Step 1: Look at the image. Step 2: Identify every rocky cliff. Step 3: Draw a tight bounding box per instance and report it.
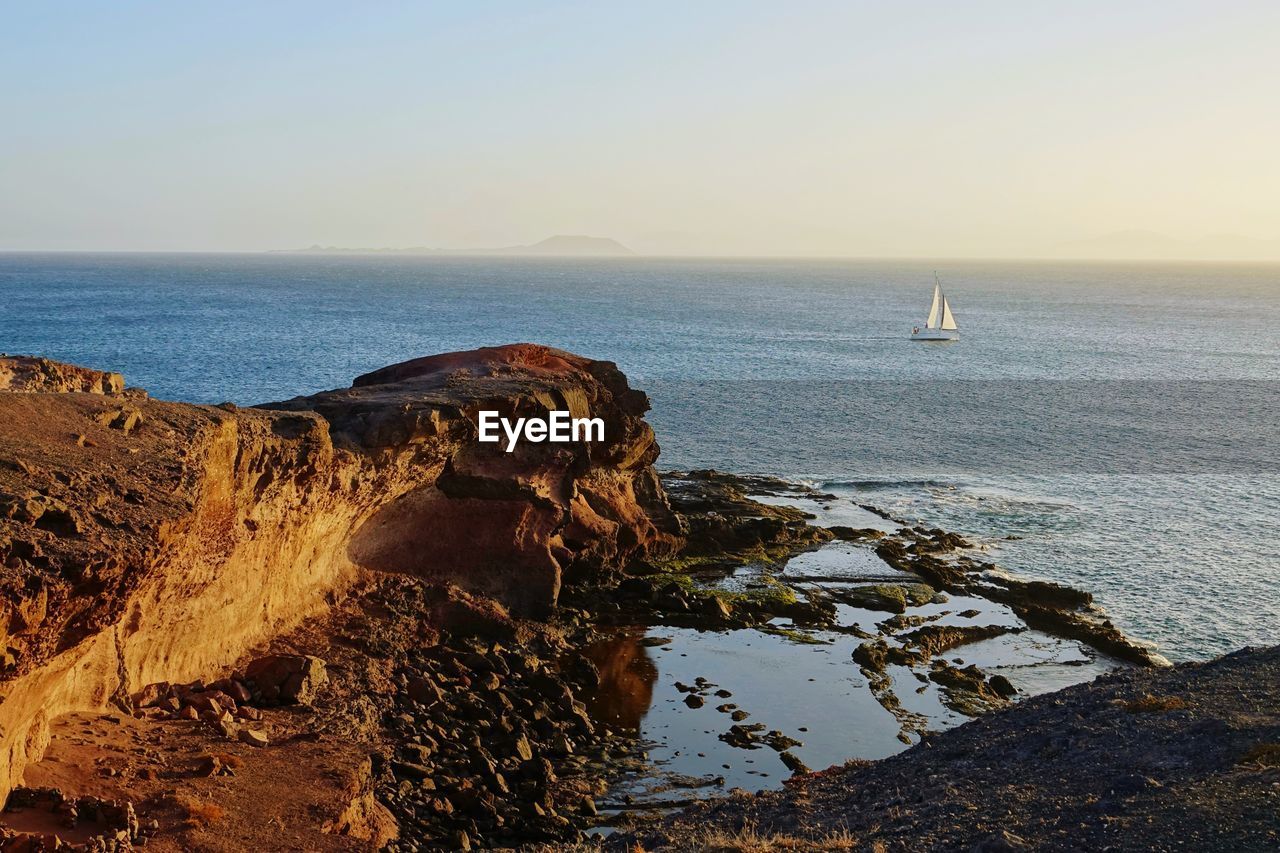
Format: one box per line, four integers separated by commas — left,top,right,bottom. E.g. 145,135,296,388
0,345,682,800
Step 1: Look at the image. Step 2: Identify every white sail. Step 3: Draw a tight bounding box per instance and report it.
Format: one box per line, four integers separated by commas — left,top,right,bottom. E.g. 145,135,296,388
912,274,959,340
925,282,941,329
940,294,957,330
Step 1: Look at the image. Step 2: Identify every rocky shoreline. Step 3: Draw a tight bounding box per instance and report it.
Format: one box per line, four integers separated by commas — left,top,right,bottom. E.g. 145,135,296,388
623,645,1280,852
0,346,1248,851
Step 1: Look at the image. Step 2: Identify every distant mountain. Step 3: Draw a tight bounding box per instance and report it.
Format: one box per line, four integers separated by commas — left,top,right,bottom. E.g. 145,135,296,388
1049,230,1280,261
472,235,633,256
273,235,634,257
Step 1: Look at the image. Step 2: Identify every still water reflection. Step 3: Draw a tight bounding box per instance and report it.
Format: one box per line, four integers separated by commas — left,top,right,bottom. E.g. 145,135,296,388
579,631,659,732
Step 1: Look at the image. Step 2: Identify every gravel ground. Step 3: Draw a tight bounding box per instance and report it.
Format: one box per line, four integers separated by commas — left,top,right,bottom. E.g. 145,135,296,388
624,645,1280,852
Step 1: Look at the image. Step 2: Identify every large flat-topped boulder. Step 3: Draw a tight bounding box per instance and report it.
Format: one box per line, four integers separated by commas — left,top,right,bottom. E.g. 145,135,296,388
265,344,683,605
352,342,595,387
274,344,653,460
0,355,124,395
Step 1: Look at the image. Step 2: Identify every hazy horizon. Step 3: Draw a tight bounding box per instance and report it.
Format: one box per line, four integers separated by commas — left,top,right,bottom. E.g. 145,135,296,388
9,245,1280,266
3,2,1279,260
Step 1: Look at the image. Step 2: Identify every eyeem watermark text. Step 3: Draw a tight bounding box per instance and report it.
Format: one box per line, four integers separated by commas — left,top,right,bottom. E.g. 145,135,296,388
477,410,604,452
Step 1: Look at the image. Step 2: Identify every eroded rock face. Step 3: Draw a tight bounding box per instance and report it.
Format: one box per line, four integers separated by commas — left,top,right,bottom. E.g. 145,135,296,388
267,343,684,614
0,355,124,395
0,344,683,798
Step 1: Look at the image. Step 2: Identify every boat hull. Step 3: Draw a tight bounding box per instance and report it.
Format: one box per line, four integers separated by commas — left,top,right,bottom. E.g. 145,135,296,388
910,329,959,342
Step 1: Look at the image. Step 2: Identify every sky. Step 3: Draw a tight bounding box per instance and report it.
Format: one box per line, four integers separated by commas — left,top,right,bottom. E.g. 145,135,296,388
2,1,1279,258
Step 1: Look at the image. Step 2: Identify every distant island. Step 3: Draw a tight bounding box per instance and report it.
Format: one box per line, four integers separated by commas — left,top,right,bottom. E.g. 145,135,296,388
1048,229,1280,262
274,235,634,257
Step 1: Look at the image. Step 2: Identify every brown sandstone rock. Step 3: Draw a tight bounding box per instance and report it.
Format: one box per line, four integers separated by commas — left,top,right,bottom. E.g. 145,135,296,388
406,675,444,707
238,728,269,748
132,682,170,709
0,356,124,395
244,654,328,705
0,344,684,800
226,679,252,703
276,343,684,614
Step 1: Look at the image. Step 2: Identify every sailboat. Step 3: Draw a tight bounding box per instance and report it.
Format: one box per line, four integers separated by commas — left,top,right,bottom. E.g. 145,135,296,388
910,273,959,341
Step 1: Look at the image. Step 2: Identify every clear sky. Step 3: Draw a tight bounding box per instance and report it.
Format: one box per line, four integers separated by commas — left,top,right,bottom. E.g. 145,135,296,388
2,1,1278,257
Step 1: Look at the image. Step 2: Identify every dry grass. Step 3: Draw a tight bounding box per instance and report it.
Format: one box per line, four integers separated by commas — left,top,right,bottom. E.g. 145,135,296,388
688,822,858,851
1240,743,1280,767
173,794,226,829
544,827,860,853
1122,693,1187,713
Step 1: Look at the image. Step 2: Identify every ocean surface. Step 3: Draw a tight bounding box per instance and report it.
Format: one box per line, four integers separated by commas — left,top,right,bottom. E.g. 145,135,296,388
2,253,1277,662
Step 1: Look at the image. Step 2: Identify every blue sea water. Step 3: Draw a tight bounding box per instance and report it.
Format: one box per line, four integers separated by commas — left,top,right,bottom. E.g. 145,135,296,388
1,253,1277,661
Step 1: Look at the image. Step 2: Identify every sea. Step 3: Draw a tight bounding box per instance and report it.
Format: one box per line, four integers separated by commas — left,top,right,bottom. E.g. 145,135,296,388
2,253,1277,663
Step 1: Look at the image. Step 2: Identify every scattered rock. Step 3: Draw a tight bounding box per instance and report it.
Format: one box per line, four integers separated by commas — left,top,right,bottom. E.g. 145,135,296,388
835,583,936,614
392,761,432,780
988,674,1017,697
244,654,328,704
971,830,1032,852
779,751,810,774
238,728,269,748
133,681,170,709
701,595,733,621
406,674,444,707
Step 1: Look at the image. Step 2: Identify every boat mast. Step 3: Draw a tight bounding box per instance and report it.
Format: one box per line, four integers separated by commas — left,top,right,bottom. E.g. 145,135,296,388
926,272,941,329
936,272,957,331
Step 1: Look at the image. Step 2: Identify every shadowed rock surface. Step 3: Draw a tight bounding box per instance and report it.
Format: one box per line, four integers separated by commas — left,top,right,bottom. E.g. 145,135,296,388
625,645,1280,852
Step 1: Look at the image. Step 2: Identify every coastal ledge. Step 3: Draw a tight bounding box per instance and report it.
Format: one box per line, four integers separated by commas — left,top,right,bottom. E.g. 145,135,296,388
0,344,682,805
626,644,1280,852
0,346,1232,849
